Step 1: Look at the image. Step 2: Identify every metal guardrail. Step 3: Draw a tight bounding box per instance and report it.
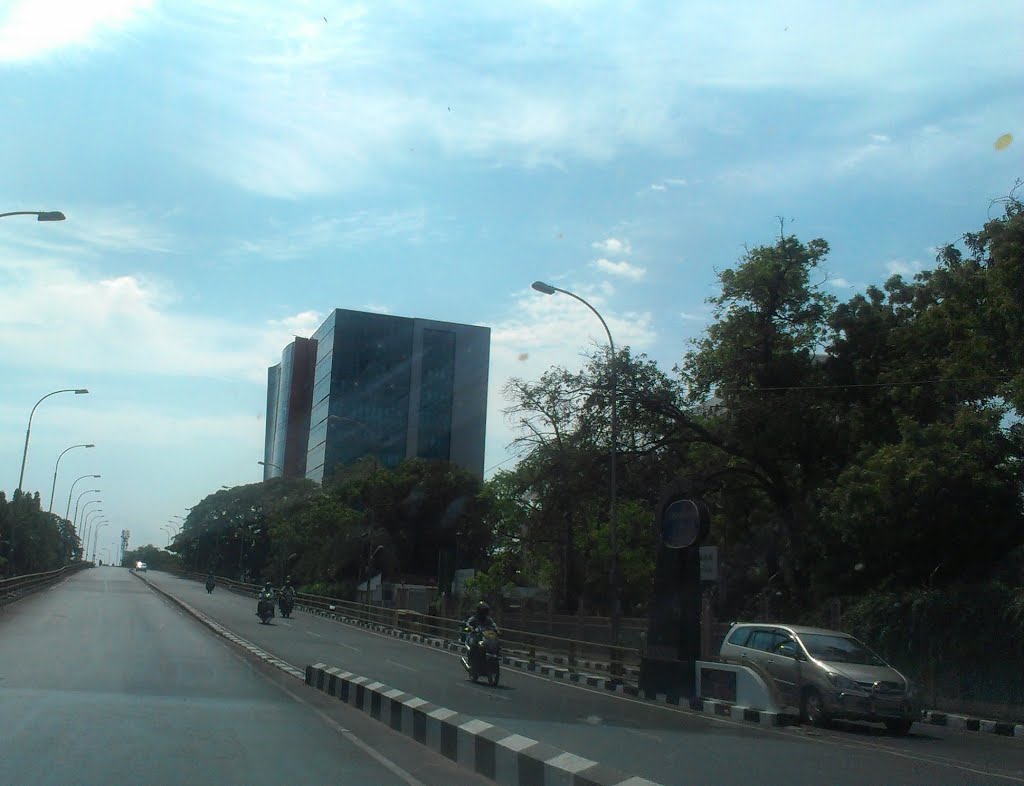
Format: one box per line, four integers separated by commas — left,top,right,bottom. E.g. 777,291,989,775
0,563,90,607
179,570,641,679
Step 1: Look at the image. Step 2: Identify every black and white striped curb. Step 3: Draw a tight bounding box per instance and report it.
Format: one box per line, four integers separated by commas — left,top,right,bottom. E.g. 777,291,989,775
133,572,305,680
269,603,790,728
306,663,662,786
921,710,1024,738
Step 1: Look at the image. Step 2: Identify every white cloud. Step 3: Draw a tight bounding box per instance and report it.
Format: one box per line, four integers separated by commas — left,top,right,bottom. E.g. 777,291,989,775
153,4,1023,197
229,209,431,261
0,0,151,62
484,283,656,466
592,237,632,255
886,259,924,277
361,303,392,314
0,252,321,383
650,183,667,191
680,311,706,321
4,205,175,257
828,277,851,288
592,258,647,280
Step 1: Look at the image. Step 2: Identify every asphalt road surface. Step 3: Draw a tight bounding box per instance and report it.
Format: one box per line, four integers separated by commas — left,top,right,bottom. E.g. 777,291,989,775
140,570,1024,786
0,567,492,786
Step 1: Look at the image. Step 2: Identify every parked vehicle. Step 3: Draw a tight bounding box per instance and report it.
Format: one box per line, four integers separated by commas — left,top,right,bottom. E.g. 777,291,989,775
720,623,921,735
461,624,501,686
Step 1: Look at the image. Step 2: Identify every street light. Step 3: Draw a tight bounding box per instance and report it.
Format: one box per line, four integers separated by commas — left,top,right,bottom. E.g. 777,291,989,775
73,488,101,534
48,443,95,514
258,460,284,473
531,280,621,651
65,474,100,523
15,388,89,497
0,210,66,221
91,522,109,562
82,508,103,555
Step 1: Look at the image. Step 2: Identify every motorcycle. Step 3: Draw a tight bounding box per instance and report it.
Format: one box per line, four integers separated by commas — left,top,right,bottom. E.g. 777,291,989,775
205,577,216,594
461,625,501,686
278,593,295,619
257,594,275,624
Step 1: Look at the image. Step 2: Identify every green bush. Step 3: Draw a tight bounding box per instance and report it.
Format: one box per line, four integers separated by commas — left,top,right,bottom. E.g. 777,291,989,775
840,583,1024,708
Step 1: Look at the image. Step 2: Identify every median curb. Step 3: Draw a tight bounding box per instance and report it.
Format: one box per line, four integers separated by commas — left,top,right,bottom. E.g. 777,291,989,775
922,710,1024,739
297,605,794,727
132,571,305,680
173,576,1024,740
305,662,663,786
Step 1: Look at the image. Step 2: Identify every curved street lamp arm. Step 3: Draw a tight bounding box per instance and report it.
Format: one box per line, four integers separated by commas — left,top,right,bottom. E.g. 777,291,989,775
17,388,89,495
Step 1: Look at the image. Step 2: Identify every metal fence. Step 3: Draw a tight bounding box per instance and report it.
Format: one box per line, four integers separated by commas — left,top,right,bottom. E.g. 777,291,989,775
0,563,90,608
182,570,642,677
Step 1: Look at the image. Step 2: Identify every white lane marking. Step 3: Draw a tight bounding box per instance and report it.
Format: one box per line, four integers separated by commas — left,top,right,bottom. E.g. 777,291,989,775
147,572,1024,783
255,661,427,786
305,631,323,638
386,659,418,672
338,641,360,652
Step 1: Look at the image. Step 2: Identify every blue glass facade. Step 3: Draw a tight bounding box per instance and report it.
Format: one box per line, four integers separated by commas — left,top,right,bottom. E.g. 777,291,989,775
267,308,489,484
416,328,456,461
263,337,317,479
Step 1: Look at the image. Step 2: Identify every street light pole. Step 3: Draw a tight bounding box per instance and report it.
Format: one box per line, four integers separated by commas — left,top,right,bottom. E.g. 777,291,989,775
91,522,108,563
0,210,66,221
531,281,621,652
73,489,101,534
65,474,100,523
16,388,89,497
82,507,103,557
48,443,95,514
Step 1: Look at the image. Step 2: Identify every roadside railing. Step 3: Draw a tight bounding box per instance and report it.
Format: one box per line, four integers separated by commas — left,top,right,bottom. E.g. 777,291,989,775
177,570,642,679
0,563,90,608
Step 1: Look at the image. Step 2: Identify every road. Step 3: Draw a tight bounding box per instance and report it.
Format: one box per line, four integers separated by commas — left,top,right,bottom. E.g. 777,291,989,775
142,570,1024,786
0,566,492,786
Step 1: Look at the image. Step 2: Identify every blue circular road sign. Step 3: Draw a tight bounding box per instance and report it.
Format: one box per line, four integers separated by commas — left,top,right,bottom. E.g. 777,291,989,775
662,499,703,549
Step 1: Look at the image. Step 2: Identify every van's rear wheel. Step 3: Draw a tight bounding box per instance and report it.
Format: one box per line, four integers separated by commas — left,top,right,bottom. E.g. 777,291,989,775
802,688,831,728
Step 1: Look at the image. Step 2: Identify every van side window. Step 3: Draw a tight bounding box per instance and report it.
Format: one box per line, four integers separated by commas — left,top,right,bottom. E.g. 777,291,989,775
727,627,752,647
747,630,777,651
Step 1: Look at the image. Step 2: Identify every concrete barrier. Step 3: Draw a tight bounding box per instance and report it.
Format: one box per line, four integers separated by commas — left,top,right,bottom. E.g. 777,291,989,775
690,661,787,726
306,663,663,786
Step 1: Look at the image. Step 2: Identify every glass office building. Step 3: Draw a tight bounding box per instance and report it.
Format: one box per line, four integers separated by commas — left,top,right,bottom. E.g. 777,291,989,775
263,337,317,480
264,309,489,481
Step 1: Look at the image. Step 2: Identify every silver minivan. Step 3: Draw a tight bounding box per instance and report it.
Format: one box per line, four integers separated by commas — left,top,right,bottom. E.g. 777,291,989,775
720,622,921,734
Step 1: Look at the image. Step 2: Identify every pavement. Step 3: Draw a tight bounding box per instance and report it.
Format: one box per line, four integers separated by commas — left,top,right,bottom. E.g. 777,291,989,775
141,570,1024,786
0,566,493,786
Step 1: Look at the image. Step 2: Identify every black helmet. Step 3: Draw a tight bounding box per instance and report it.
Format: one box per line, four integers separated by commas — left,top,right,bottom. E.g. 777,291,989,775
264,581,273,588
285,576,292,584
475,601,490,616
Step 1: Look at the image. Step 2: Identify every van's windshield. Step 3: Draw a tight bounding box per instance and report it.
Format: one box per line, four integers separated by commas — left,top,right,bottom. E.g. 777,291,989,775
799,634,886,666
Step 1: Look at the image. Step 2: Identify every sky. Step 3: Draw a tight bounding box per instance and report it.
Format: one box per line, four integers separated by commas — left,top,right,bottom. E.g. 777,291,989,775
1,1,1020,559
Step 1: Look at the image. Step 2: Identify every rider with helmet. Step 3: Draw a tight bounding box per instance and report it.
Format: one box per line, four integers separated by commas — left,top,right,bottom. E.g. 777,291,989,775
463,601,498,644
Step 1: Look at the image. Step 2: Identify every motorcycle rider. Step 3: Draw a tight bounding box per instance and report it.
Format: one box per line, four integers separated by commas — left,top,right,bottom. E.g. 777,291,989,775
205,571,216,592
463,601,498,644
279,576,296,614
280,576,296,601
256,581,275,616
